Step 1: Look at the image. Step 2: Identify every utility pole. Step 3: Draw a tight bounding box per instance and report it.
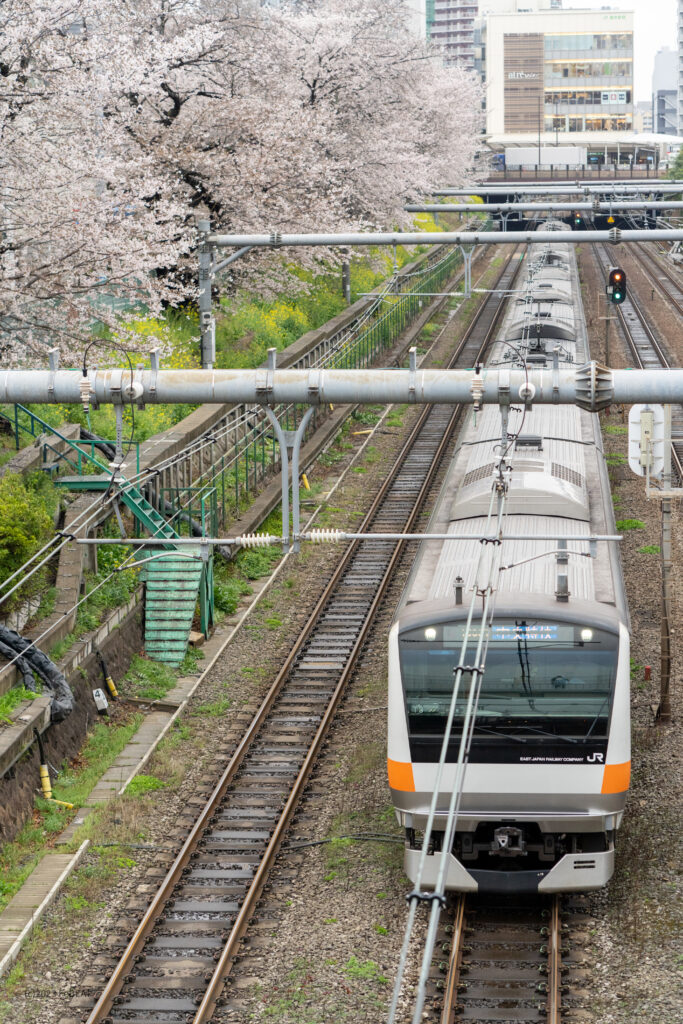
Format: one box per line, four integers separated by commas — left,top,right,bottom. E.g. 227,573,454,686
341,260,351,305
197,217,216,370
659,404,672,722
598,307,614,364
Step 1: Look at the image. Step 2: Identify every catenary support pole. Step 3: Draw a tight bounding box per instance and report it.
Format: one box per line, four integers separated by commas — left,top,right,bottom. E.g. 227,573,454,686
659,405,673,723
197,218,216,370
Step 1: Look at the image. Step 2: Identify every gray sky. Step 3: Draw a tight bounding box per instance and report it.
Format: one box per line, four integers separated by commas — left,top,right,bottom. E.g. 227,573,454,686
563,0,677,102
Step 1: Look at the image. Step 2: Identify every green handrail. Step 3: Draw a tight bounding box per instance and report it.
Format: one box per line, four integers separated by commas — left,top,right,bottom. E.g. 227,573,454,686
1,403,140,476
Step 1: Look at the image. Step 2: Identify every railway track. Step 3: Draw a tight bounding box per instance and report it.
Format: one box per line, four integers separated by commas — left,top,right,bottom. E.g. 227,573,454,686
430,895,566,1024
592,241,683,480
61,246,524,1024
630,241,683,318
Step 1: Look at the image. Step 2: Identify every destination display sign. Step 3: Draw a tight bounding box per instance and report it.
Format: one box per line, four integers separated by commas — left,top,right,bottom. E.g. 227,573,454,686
491,623,559,642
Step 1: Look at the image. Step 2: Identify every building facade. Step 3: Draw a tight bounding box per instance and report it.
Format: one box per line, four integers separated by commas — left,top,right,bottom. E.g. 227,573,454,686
427,0,562,68
679,0,683,135
652,47,678,136
479,8,634,138
633,100,653,133
428,0,479,68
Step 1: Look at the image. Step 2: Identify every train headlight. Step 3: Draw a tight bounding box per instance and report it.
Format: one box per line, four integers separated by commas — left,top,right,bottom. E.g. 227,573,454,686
424,627,437,641
580,628,593,642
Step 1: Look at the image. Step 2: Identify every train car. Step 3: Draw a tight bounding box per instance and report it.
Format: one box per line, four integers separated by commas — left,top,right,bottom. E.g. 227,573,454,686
387,225,630,893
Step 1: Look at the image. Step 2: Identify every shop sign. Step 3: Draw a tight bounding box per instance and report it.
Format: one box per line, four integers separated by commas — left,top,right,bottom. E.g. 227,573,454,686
601,90,627,104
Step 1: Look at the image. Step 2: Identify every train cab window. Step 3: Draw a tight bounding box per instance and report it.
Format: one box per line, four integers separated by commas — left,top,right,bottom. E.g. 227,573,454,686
399,619,619,760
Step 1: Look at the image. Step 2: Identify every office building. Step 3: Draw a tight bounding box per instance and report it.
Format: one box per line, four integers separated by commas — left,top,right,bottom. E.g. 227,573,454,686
478,8,634,138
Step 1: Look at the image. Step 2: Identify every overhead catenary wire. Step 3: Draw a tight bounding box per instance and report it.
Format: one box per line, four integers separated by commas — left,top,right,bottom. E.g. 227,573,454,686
0,247,431,602
387,232,565,1024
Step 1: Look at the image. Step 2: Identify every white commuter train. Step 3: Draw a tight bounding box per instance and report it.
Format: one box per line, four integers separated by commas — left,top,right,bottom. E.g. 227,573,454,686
387,225,631,893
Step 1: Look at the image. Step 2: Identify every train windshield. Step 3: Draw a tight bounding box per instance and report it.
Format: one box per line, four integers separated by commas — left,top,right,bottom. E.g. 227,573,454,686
399,618,619,760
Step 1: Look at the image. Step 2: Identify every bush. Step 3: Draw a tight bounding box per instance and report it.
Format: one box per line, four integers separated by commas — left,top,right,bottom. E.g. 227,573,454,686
0,473,58,608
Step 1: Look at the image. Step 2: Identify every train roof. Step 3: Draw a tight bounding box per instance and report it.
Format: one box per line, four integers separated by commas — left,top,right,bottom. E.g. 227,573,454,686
395,229,628,626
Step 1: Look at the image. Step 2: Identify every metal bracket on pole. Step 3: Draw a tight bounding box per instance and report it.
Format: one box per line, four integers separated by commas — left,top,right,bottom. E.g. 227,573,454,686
262,405,314,554
263,407,290,552
213,245,255,275
497,369,510,445
458,245,473,298
290,407,314,552
408,347,417,402
47,348,59,399
197,217,216,370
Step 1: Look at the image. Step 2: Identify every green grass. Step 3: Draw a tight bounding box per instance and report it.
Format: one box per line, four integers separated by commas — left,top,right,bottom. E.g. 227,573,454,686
52,715,143,806
0,685,38,724
0,712,141,913
191,696,232,718
179,645,205,675
122,655,177,701
49,544,139,662
343,956,387,984
605,453,627,465
212,532,284,618
638,544,660,554
125,774,166,796
603,424,628,434
616,519,646,531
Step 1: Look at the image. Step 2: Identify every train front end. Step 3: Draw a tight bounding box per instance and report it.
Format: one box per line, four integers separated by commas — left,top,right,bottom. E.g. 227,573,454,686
387,599,630,893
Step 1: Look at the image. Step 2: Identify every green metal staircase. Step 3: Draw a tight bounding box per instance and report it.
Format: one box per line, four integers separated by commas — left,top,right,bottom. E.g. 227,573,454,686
117,485,206,666
1,403,211,667
142,550,205,665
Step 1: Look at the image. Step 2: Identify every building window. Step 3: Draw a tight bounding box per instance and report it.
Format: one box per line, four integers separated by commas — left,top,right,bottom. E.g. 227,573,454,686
544,33,632,53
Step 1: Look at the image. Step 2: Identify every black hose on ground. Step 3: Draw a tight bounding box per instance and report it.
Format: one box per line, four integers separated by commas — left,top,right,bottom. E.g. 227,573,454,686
0,625,74,722
79,428,116,462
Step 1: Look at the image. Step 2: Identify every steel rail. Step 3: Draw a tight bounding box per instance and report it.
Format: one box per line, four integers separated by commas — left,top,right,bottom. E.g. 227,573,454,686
545,896,562,1024
85,387,453,1024
440,896,467,1024
83,244,523,1024
193,407,462,1021
630,241,683,317
593,242,683,481
193,244,525,1023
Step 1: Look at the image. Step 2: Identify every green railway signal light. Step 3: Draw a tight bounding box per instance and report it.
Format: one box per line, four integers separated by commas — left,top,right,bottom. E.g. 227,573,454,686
573,212,583,228
607,267,626,305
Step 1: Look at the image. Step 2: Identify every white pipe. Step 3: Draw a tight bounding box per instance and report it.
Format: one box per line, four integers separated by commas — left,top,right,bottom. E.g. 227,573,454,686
407,201,683,212
4,366,683,408
206,229,683,248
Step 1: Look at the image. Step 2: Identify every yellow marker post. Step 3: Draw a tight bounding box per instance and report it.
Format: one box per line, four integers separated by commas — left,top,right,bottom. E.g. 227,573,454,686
301,473,310,491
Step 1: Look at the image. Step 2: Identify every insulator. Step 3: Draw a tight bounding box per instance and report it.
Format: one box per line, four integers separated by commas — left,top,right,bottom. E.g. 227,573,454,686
307,528,344,543
235,533,276,548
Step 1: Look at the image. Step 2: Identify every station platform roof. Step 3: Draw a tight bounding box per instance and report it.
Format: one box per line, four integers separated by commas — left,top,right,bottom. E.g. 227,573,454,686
487,132,683,153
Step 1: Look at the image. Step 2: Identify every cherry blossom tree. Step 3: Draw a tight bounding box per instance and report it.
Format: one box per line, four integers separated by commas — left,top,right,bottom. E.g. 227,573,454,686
0,0,484,365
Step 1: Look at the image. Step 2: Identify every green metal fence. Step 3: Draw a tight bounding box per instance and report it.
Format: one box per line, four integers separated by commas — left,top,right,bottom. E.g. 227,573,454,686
189,244,468,526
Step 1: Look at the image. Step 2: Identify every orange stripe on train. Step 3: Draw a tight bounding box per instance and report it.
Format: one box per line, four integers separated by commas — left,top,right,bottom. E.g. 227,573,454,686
387,759,415,792
601,761,631,794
